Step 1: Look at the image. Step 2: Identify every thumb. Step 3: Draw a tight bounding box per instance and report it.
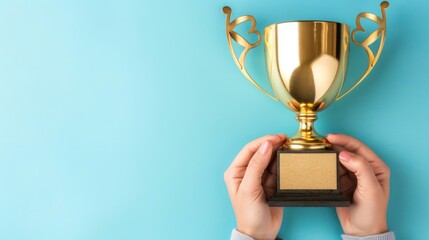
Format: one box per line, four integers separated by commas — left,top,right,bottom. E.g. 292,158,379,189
240,141,273,192
339,151,380,194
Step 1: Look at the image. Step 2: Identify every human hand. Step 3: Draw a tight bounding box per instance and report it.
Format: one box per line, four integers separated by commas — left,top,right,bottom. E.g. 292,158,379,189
327,134,390,236
224,134,286,240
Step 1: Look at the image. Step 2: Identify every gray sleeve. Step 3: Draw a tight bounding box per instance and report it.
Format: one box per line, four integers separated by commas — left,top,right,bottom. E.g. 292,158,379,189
342,232,395,240
230,229,254,240
230,229,284,240
231,228,395,240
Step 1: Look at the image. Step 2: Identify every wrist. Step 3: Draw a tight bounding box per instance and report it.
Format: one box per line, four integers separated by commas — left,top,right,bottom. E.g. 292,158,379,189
344,224,388,237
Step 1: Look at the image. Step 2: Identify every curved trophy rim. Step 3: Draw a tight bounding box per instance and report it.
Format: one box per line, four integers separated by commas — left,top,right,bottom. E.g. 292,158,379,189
264,20,350,31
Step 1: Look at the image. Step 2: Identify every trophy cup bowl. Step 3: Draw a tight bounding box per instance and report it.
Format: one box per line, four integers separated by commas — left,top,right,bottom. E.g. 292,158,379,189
223,2,388,206
265,21,350,150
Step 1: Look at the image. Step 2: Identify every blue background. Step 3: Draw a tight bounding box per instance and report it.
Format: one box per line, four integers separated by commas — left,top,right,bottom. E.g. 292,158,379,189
0,0,426,239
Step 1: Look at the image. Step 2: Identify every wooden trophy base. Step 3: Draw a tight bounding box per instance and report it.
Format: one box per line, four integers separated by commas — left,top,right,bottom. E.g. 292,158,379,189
268,190,350,207
268,150,351,207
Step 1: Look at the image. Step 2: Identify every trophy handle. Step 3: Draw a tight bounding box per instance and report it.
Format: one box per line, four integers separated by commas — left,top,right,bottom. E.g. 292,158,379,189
223,7,278,101
336,1,389,101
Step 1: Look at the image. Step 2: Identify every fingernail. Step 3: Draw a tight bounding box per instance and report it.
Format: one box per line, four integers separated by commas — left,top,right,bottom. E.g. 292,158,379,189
339,151,353,162
259,141,270,155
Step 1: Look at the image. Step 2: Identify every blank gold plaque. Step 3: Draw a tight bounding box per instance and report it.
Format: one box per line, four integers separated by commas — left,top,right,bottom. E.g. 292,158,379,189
279,153,337,190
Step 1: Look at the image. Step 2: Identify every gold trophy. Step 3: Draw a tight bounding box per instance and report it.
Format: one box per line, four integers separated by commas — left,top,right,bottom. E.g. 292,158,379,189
223,2,389,206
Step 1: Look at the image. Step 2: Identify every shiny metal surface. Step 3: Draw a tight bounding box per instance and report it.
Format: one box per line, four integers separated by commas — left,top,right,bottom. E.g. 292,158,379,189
337,1,389,100
223,2,389,150
223,7,277,101
265,21,349,149
265,21,349,112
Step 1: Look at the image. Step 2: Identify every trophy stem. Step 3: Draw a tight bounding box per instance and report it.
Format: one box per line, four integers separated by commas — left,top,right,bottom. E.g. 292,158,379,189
297,106,317,139
286,105,332,150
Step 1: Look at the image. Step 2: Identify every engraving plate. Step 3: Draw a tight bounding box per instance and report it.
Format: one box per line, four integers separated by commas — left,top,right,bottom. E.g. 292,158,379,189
279,152,337,190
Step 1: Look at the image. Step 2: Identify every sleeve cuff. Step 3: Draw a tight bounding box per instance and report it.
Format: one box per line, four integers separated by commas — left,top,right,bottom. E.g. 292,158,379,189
230,229,255,240
342,231,395,240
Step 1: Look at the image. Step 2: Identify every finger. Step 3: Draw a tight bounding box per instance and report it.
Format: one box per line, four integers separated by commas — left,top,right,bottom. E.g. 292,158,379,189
262,161,277,191
262,155,277,184
240,141,274,195
224,134,285,196
262,170,277,199
338,161,347,177
231,134,286,169
264,185,277,200
266,153,278,177
261,154,278,199
327,134,380,163
339,169,357,200
328,134,390,194
371,165,390,198
331,144,346,153
338,151,381,196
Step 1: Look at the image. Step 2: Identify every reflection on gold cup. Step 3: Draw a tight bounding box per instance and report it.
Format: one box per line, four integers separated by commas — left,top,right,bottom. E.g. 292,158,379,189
265,21,349,150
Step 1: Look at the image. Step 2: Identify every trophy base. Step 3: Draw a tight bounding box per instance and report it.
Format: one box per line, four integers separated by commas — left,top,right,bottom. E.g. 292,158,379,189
269,149,352,207
268,191,350,207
